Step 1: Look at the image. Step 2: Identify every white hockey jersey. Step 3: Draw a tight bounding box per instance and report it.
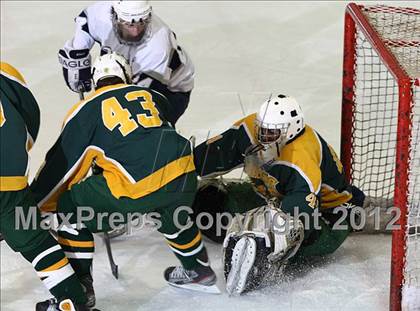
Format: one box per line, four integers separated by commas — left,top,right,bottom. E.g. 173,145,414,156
65,1,194,93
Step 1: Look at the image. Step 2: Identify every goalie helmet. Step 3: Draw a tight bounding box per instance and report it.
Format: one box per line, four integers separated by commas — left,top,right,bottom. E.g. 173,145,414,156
112,1,152,44
255,94,305,146
92,52,132,87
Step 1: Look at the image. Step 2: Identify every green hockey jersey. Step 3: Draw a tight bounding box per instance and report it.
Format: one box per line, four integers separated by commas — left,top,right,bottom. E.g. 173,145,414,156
0,62,40,191
31,84,195,212
194,113,352,217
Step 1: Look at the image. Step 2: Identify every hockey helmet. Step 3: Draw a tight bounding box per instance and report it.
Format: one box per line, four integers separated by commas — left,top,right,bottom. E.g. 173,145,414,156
112,1,152,44
92,52,132,87
255,95,305,145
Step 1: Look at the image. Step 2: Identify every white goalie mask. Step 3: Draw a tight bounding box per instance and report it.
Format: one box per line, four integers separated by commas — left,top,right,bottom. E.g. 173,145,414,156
92,52,132,87
112,1,152,45
255,95,305,146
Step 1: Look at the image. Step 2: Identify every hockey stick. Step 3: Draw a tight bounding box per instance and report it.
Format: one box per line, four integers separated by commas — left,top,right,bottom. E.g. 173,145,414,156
107,226,128,239
77,84,85,100
90,156,120,280
103,231,119,279
189,135,196,149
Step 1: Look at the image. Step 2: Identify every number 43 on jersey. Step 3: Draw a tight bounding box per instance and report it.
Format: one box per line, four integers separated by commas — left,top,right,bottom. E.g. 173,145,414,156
102,90,163,136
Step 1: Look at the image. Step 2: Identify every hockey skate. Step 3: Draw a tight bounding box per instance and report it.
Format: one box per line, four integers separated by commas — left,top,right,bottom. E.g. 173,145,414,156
225,235,256,296
164,264,220,294
224,235,278,296
35,298,99,311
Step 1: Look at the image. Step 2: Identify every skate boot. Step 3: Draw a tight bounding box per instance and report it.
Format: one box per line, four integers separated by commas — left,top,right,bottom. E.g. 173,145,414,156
164,264,220,294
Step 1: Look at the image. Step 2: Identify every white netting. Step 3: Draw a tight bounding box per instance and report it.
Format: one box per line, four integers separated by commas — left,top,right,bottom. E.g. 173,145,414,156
363,5,420,78
352,29,399,201
350,5,420,310
403,84,420,310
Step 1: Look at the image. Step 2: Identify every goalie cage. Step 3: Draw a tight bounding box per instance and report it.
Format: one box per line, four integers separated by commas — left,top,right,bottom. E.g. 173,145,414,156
341,3,419,311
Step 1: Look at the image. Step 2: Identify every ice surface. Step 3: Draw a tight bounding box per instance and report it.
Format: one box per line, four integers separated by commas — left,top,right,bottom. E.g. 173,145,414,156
1,1,415,310
1,230,392,311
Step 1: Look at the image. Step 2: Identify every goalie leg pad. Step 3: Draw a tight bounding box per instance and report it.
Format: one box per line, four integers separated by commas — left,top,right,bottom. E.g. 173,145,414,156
223,204,304,295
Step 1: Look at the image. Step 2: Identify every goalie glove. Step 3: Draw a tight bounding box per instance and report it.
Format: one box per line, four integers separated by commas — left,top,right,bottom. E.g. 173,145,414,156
58,47,92,93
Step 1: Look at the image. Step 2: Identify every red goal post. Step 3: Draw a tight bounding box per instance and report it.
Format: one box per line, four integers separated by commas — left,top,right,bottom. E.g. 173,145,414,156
340,3,419,311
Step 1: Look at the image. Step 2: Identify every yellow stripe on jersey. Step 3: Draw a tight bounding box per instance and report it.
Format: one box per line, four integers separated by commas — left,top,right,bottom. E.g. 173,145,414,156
0,176,28,191
106,154,196,199
80,149,195,199
0,62,26,85
57,237,95,248
39,147,196,212
41,257,69,272
167,232,202,250
278,126,322,194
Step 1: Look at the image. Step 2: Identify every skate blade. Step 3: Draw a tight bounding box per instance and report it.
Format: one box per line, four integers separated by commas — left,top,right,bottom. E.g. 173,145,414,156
226,236,256,296
168,282,221,294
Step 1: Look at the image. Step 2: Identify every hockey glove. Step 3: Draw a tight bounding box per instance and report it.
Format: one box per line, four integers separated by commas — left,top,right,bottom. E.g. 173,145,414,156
58,48,92,93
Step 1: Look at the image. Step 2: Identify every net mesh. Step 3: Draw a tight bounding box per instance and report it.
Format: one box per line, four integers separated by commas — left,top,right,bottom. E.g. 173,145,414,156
404,84,420,309
350,5,420,309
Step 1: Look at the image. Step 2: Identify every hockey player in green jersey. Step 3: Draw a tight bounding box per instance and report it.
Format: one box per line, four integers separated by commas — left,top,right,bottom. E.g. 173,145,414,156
30,52,219,309
0,62,90,311
193,94,366,295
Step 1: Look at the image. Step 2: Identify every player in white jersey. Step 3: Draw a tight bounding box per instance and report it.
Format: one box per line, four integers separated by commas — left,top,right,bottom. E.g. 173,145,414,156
58,0,194,124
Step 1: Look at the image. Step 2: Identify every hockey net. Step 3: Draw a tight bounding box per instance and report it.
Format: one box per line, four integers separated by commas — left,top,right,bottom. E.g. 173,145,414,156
341,4,419,311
